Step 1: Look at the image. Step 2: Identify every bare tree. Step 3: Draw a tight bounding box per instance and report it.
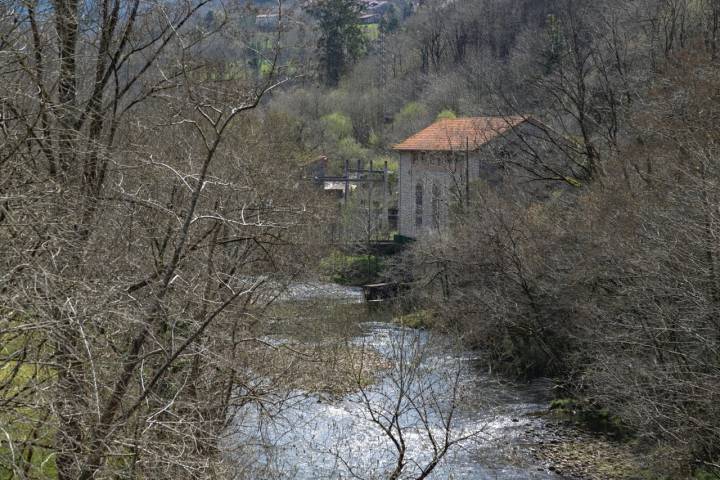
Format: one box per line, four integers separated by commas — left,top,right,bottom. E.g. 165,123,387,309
0,0,327,478
339,328,482,480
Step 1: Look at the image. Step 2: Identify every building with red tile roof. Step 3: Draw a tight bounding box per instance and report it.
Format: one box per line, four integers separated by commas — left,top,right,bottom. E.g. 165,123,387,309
393,116,527,152
393,116,532,238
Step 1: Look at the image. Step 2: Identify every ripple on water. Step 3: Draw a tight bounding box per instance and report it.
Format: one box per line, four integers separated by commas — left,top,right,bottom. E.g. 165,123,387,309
232,321,560,480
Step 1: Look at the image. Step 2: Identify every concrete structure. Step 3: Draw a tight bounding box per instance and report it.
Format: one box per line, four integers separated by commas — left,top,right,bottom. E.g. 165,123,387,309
323,180,357,197
359,13,381,24
394,116,546,238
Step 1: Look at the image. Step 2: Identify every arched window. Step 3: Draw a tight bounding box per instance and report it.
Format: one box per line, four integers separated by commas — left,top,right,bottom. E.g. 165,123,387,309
431,182,441,230
415,182,423,227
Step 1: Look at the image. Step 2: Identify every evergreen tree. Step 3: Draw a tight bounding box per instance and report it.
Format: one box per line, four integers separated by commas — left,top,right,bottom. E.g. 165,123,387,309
379,5,400,34
308,0,366,86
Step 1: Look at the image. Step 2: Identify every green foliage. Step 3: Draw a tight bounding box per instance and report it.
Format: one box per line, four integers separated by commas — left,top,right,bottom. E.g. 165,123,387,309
378,5,399,33
321,112,354,140
336,137,369,162
563,176,582,187
396,101,429,125
375,156,398,173
259,59,274,77
436,109,457,120
319,251,384,285
692,469,720,480
1,326,58,479
392,101,430,138
361,23,379,41
368,130,381,147
550,397,629,438
549,398,576,410
307,0,367,86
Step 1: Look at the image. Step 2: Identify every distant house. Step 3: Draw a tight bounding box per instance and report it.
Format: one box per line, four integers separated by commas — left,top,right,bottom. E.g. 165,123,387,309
393,116,551,238
355,0,391,25
323,180,358,198
359,13,381,24
362,0,392,14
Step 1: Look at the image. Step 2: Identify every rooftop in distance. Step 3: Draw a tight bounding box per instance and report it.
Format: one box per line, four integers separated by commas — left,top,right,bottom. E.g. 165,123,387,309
393,116,528,152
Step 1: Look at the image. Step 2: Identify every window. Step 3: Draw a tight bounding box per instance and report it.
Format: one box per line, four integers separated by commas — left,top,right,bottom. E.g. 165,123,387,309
415,182,423,227
431,182,441,230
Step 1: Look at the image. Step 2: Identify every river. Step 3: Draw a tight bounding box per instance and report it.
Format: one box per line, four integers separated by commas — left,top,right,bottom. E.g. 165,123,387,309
230,284,563,480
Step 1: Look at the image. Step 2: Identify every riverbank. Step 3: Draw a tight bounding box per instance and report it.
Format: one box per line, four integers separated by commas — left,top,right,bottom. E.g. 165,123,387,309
251,286,673,479
389,308,673,480
232,290,564,479
518,414,654,480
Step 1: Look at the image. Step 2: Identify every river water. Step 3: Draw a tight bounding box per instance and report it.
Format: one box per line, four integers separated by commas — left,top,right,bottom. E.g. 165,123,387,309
231,284,562,480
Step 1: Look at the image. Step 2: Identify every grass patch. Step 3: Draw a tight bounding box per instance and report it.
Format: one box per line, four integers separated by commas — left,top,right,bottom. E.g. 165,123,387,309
549,397,629,438
1,316,58,479
251,300,394,396
394,310,435,329
246,340,390,396
319,251,384,286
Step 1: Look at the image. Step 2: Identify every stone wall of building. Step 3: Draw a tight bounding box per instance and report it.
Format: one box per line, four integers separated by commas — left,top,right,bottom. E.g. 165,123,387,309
398,151,480,238
397,121,572,239
397,151,414,238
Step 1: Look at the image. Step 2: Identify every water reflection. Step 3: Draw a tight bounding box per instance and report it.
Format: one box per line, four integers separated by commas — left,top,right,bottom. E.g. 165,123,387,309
232,317,560,479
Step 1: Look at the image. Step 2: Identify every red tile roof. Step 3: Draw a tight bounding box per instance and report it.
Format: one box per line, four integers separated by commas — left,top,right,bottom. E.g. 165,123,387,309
393,116,528,151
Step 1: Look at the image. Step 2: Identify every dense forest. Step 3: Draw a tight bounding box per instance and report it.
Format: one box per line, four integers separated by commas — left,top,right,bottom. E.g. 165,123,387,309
1,0,720,478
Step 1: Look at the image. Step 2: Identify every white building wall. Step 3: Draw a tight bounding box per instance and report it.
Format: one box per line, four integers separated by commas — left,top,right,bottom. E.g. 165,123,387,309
399,151,478,238
398,152,415,238
397,123,565,239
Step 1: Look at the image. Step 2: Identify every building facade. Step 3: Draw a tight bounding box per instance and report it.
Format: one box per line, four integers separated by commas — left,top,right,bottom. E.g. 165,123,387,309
394,116,530,238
